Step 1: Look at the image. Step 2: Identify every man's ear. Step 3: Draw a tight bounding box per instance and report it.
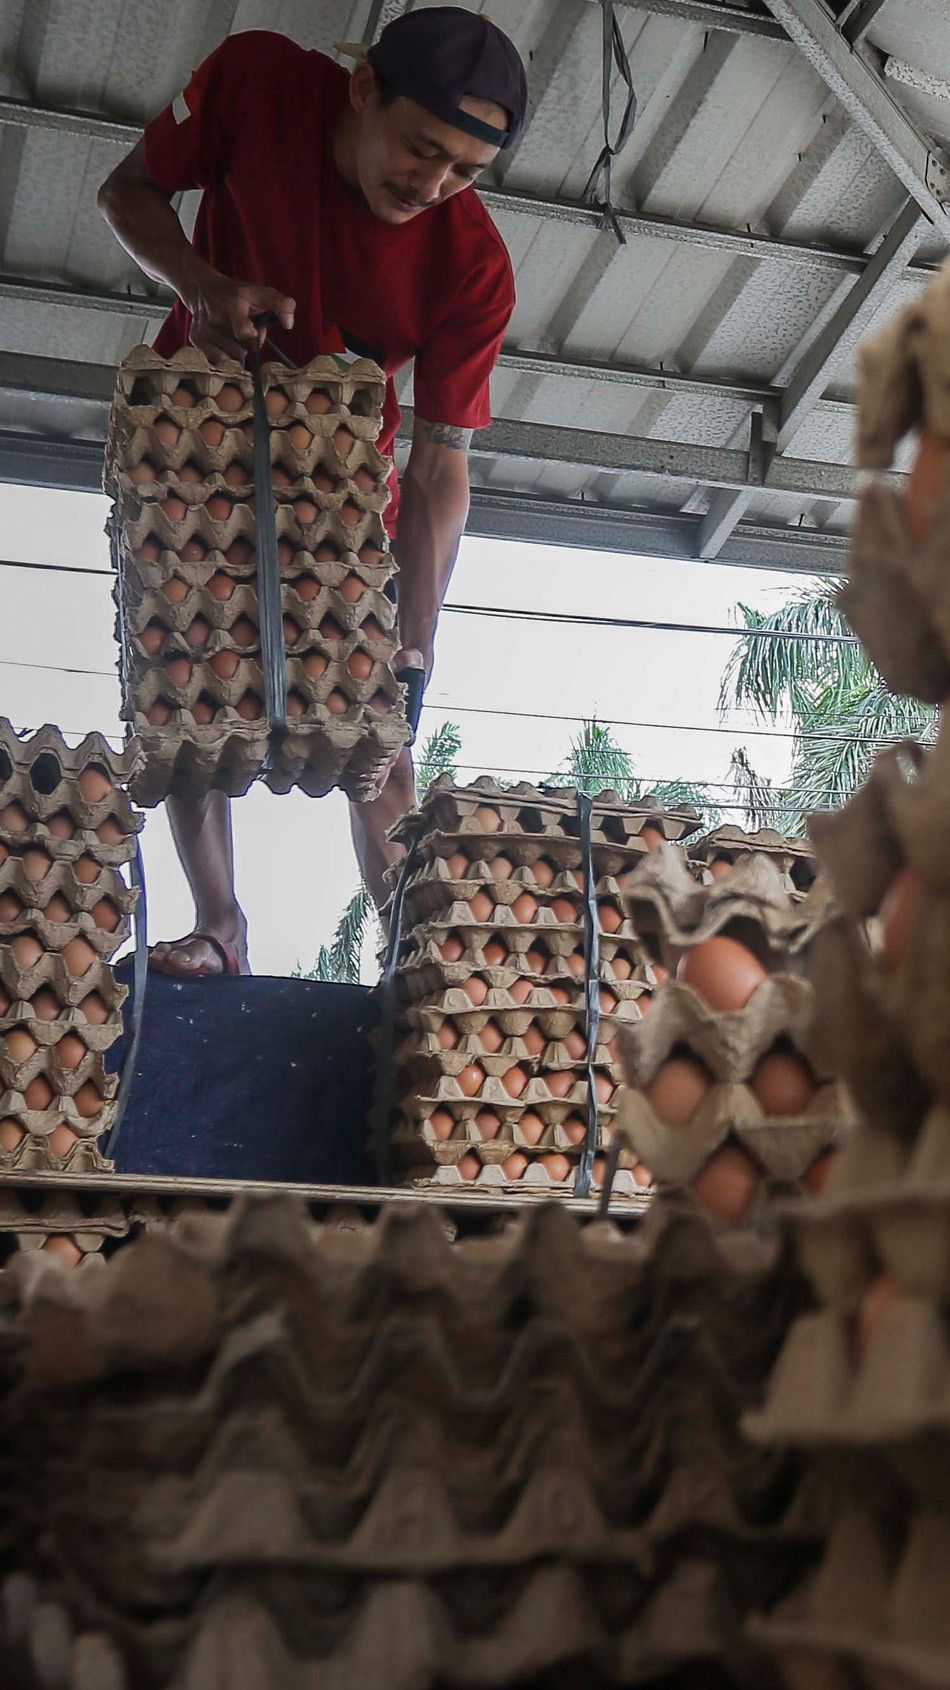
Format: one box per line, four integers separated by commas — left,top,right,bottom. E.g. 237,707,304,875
349,61,378,115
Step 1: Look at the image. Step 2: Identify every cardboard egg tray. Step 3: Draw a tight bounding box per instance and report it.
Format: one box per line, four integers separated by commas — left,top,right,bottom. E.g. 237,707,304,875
0,1189,129,1261
390,773,702,852
394,920,649,988
840,476,950,705
107,346,410,804
688,822,817,896
0,722,142,864
624,843,824,973
0,855,135,955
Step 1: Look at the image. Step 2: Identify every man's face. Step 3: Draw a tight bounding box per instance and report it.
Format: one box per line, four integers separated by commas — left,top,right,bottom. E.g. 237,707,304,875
349,66,504,224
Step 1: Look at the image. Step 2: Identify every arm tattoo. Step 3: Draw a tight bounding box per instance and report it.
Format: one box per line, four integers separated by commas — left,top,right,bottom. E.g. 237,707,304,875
419,418,473,451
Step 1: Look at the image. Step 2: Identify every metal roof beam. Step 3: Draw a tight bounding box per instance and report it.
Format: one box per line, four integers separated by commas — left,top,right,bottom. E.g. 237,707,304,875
761,0,950,237
838,0,890,47
0,95,938,283
614,0,786,37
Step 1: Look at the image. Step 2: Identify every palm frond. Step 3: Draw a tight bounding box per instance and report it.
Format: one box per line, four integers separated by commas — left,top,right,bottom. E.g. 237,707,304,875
549,717,638,799
644,779,723,830
719,581,861,721
415,720,462,798
315,884,373,984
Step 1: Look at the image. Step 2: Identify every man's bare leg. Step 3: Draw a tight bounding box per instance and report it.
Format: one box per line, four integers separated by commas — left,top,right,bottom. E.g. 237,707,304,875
150,789,250,976
349,746,416,911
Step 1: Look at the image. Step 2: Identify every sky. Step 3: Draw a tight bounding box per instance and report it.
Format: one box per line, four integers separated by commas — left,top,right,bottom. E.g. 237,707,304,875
0,480,810,980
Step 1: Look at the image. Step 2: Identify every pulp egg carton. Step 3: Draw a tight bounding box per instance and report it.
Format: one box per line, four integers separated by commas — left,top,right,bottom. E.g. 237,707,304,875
0,1189,127,1261
689,823,817,896
398,866,630,931
396,887,633,938
398,828,662,886
0,722,142,864
623,842,819,974
264,700,408,802
750,1507,950,1690
808,737,945,922
0,854,135,956
405,997,643,1050
124,718,272,806
614,976,853,1192
389,774,702,853
0,1093,116,1173
840,476,950,704
394,916,649,977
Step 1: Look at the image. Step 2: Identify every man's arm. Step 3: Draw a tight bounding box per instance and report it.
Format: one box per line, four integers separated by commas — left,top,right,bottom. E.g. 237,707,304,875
392,415,473,679
97,140,294,364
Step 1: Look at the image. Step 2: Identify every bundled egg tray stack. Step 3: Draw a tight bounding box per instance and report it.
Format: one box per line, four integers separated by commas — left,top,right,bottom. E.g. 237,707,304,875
383,776,701,1196
688,822,817,899
0,721,141,1178
613,845,851,1224
0,1196,824,1689
105,345,409,805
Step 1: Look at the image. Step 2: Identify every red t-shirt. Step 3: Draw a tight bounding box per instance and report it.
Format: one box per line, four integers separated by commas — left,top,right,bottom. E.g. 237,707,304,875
143,31,514,533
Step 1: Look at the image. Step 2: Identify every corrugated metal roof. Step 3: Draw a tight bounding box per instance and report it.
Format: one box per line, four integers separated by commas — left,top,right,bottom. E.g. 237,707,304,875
0,0,948,570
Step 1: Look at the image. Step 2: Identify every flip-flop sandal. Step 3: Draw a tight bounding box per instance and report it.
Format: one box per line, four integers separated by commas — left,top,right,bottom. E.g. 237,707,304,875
148,932,246,980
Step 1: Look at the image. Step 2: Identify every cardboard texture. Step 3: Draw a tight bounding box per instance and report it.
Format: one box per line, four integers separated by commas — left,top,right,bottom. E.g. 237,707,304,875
688,824,817,896
0,1195,821,1687
106,346,409,805
0,720,141,1174
622,844,826,972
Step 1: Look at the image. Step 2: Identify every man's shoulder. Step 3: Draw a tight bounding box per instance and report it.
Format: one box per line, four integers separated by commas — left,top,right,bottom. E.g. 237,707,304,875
212,31,343,89
439,189,514,294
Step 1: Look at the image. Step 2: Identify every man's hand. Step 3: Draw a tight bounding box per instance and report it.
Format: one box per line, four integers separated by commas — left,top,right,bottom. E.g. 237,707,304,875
182,275,295,365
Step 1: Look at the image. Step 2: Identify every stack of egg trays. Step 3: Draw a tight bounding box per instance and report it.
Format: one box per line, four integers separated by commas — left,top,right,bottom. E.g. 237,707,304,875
0,1189,130,1267
386,778,702,1195
837,260,950,707
0,1197,825,1689
614,845,851,1210
743,731,950,1688
105,344,409,806
0,722,142,1173
689,823,818,898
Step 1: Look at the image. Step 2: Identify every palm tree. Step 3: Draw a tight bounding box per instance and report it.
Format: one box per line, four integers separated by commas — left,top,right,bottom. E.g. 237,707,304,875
720,578,937,834
547,716,722,826
296,721,464,983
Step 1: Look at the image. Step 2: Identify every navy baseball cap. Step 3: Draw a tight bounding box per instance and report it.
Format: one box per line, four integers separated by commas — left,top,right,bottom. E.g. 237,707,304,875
337,7,528,150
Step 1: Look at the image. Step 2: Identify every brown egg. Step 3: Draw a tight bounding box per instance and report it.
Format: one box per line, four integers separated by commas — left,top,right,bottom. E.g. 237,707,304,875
277,539,296,570
56,1034,86,1070
549,985,572,1005
507,978,533,1006
73,857,100,885
40,1235,83,1266
283,615,302,647
294,497,319,526
334,426,355,457
139,620,167,655
133,536,162,563
91,899,120,934
130,457,159,485
236,692,263,721
361,616,385,642
240,419,255,444
709,855,733,881
1,801,28,832
562,1113,587,1146
511,891,538,925
445,852,469,879
271,464,293,490
803,1150,838,1195
163,493,188,523
339,575,366,604
368,690,391,714
225,538,253,568
566,951,586,979
286,690,308,718
265,388,290,420
676,936,767,1012
594,1071,615,1104
640,823,666,850
62,937,97,978
164,656,192,687
312,470,335,495
340,500,362,527
300,387,332,417
436,1020,460,1051
217,383,245,413
468,1108,497,1142
479,1020,504,1054
429,1108,456,1141
489,856,514,882
907,431,950,548
210,650,241,681
287,423,311,451
169,385,196,408
690,1145,761,1221
644,1054,711,1126
599,902,623,934
327,689,350,716
541,1153,572,1183
526,859,551,889
457,1063,485,1097
359,542,386,566
295,574,320,603
47,1123,78,1157
11,934,43,968
457,1152,481,1181
200,417,226,447
0,891,22,922
30,989,60,1021
147,701,172,730
353,466,377,494
472,805,501,835
0,986,9,1014
599,987,618,1014
503,1151,528,1180
568,867,585,890
564,1028,587,1061
47,813,74,840
857,1272,902,1358
525,946,547,975
0,1119,24,1151
74,1081,102,1118
347,650,374,681
519,1110,546,1146
440,933,465,963
195,695,221,724
545,1072,575,1099
45,894,72,924
482,938,507,967
206,493,233,523
5,1028,37,1062
521,1022,545,1057
302,652,328,681
154,418,181,448
879,866,925,970
209,572,236,601
77,992,108,1026
466,890,492,924
24,1074,54,1110
224,462,248,489
178,462,203,486
751,1049,816,1116
231,616,257,647
97,819,124,848
22,848,51,880
502,1064,528,1098
461,975,489,1006
551,897,576,924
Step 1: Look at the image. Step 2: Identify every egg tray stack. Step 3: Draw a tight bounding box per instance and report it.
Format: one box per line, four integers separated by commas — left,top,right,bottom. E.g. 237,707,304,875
0,722,142,1175
105,344,409,806
688,824,818,899
384,777,703,1196
612,846,852,1224
741,722,950,1690
0,1194,826,1690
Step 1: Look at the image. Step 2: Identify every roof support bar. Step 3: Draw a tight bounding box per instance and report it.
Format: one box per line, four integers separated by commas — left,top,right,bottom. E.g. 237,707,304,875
761,0,950,237
838,0,891,47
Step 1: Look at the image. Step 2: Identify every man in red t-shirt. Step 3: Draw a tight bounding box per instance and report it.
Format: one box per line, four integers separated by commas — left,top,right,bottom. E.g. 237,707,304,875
98,8,525,977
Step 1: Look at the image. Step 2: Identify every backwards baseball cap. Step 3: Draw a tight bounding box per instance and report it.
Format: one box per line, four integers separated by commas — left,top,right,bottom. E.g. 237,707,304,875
336,7,528,150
